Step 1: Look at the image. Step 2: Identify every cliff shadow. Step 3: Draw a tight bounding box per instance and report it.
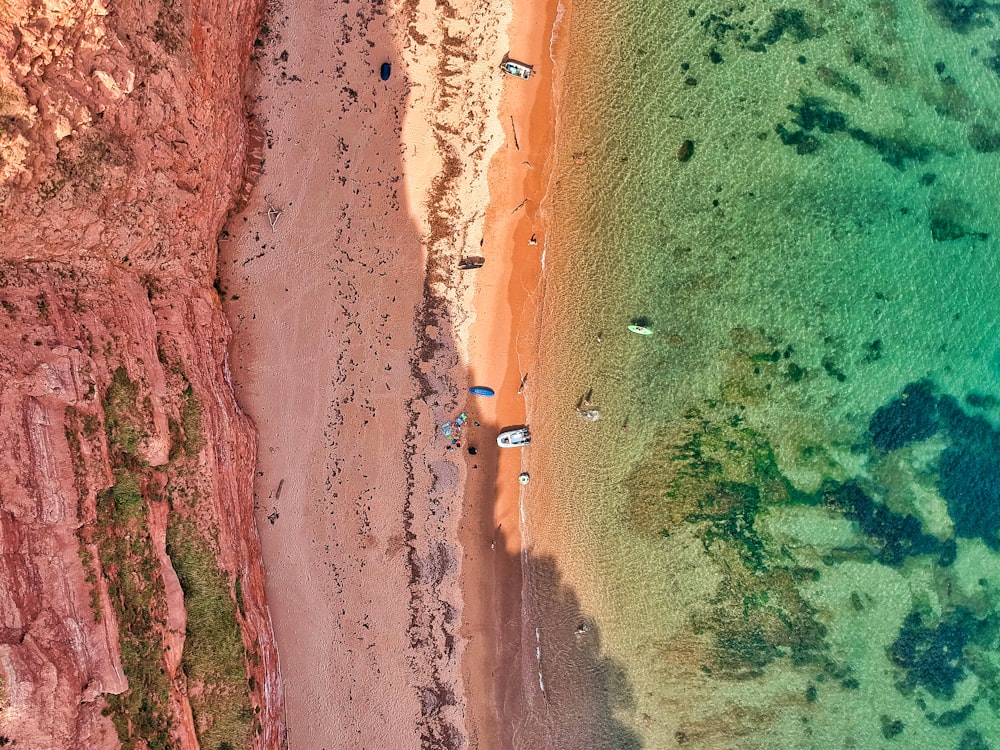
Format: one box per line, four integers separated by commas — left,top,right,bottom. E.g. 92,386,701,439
458,413,643,749
516,546,644,750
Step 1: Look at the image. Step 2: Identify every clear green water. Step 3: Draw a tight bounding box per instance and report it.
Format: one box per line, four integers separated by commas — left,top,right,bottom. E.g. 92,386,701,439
524,0,1000,747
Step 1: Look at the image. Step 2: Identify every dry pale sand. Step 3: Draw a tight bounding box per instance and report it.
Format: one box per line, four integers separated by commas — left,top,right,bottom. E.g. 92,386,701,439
218,0,563,746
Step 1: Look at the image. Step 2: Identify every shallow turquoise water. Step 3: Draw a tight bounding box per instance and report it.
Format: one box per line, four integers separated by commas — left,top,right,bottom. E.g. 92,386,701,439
525,0,1000,746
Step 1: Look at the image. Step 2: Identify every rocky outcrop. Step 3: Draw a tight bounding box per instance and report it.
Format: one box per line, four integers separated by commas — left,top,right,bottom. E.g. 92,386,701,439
0,0,283,747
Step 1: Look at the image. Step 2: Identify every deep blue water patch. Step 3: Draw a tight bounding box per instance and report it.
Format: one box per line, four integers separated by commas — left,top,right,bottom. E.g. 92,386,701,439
822,480,945,566
887,607,979,699
868,382,1000,547
958,729,993,750
929,702,976,727
936,395,1000,548
775,95,933,168
968,123,1000,152
880,715,905,739
815,66,861,97
755,8,823,48
966,391,1000,409
929,0,999,34
938,444,1000,548
699,6,823,53
986,39,1000,78
869,380,941,451
929,201,990,241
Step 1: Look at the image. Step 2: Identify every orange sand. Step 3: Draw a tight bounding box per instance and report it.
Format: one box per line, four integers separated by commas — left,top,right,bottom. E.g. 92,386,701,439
459,0,565,744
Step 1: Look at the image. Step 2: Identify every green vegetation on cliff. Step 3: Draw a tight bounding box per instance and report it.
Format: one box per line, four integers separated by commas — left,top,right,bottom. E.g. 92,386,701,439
167,519,253,749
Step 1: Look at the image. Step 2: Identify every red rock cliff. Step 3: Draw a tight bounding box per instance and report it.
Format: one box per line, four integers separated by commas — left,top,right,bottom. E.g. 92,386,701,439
0,0,284,747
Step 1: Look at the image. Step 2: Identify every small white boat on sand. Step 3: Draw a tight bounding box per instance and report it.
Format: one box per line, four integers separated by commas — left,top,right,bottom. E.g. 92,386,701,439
501,60,534,79
497,427,531,447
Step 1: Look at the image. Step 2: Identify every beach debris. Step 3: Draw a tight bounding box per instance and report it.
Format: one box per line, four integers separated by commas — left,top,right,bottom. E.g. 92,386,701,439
510,115,520,150
470,385,495,396
579,409,600,422
266,203,282,231
512,198,529,214
380,62,391,80
442,413,470,448
459,256,486,270
517,373,528,394
528,233,537,245
518,472,530,485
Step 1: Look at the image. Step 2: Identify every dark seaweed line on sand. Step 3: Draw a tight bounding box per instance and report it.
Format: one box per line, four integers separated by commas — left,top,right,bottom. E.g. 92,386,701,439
397,1,497,743
403,282,462,750
400,64,468,750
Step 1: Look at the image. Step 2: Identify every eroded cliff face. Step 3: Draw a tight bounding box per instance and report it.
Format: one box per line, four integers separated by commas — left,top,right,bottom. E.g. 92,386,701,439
0,0,283,747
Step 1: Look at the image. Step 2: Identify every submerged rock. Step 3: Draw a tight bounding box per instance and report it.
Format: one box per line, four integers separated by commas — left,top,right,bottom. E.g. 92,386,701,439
777,95,932,168
869,380,940,451
937,407,1000,549
929,201,990,241
678,139,696,162
822,480,944,566
887,608,980,700
929,0,997,34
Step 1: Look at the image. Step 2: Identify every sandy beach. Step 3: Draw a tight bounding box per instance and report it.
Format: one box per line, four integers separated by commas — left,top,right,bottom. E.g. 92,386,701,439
458,0,565,744
219,0,562,746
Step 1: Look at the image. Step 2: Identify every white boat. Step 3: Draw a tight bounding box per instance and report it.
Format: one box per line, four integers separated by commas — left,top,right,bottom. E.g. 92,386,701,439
501,60,533,79
497,427,531,447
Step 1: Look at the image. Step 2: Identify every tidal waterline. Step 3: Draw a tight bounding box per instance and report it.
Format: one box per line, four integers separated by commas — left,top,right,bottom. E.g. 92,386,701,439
524,0,1000,746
